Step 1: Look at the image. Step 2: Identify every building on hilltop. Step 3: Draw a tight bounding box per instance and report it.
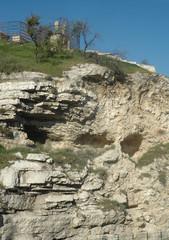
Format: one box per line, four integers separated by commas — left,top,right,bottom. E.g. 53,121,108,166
50,21,80,50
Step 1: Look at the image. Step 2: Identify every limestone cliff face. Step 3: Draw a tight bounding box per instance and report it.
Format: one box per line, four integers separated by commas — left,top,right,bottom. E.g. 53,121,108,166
0,64,169,239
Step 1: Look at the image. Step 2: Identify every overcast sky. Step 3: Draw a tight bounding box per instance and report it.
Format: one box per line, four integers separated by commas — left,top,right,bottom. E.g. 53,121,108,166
1,0,169,76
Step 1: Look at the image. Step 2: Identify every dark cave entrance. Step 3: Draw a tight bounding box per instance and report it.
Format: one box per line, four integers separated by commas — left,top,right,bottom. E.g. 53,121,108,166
74,133,113,148
24,125,47,144
120,134,143,157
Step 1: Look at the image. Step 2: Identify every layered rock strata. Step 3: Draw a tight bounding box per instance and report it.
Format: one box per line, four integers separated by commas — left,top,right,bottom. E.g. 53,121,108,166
0,64,169,239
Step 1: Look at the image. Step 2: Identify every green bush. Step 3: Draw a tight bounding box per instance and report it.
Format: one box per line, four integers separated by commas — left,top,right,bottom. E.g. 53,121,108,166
0,56,25,74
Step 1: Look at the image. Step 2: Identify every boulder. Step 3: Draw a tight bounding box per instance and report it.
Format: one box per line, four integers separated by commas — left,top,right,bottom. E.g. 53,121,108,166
26,153,52,162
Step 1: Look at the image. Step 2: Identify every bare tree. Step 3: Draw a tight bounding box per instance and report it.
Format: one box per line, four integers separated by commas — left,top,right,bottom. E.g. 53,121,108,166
54,18,72,50
71,21,100,52
141,59,149,65
111,47,127,60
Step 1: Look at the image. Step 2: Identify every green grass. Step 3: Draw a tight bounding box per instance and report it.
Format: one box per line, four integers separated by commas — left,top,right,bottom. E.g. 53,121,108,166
118,61,151,74
0,144,42,169
84,52,151,76
0,144,100,171
0,41,89,77
137,143,169,168
0,40,152,77
49,148,89,170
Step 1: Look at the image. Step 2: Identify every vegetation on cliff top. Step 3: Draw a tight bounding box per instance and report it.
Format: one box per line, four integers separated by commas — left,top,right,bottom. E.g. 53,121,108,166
0,40,150,77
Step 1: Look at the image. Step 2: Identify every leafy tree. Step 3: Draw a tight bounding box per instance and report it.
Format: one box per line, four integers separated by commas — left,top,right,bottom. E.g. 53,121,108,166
26,13,53,61
40,25,53,46
26,13,41,61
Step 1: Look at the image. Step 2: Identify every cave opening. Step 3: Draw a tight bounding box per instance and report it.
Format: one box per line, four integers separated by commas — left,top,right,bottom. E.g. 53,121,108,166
120,134,143,157
74,133,113,148
24,125,47,144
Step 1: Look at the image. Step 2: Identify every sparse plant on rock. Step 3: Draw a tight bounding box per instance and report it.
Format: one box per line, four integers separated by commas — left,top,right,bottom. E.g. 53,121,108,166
0,108,6,114
88,167,107,181
97,198,126,213
158,170,166,186
0,182,5,189
137,143,169,168
0,144,43,169
0,126,13,138
49,148,88,170
138,172,151,180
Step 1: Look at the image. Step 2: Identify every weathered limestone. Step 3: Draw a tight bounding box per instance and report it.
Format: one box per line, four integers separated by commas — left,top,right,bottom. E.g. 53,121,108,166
0,65,169,239
26,153,53,163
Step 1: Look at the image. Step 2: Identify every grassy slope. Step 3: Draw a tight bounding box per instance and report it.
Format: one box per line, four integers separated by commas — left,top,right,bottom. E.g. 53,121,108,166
0,40,151,77
0,41,90,77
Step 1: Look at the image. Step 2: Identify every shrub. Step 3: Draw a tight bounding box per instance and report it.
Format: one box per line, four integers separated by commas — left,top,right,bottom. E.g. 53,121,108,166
0,57,25,74
85,52,126,83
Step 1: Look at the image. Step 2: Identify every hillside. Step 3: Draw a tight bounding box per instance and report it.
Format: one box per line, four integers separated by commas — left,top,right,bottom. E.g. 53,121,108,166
0,44,169,239
0,40,151,77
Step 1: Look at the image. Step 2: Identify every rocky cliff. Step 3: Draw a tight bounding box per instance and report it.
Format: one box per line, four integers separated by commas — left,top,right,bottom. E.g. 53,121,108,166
0,64,169,240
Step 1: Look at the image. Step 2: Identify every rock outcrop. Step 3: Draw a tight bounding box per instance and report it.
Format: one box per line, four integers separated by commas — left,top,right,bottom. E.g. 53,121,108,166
0,64,169,239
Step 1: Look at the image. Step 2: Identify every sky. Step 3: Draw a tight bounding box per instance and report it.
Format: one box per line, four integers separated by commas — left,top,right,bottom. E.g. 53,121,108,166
0,0,169,76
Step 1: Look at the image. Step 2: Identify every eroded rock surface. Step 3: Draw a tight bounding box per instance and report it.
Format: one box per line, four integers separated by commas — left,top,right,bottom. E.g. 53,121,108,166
0,64,169,239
